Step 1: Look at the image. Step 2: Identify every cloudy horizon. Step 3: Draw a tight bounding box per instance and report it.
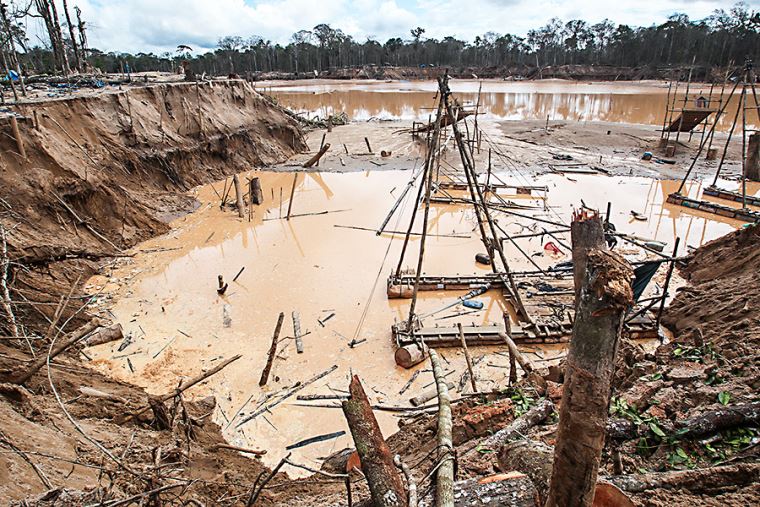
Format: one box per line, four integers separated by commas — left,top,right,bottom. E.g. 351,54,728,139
31,0,754,55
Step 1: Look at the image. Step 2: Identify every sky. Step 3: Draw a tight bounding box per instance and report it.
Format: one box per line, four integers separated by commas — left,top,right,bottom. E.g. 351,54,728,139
42,0,756,55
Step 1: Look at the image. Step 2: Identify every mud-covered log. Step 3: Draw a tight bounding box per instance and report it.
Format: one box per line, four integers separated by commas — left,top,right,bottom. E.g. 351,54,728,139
83,323,124,347
460,398,554,461
395,343,427,369
546,211,633,507
250,176,264,205
605,463,760,494
10,319,100,384
342,375,407,507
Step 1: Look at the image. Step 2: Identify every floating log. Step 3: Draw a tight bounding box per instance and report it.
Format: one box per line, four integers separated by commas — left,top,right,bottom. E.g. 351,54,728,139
546,212,633,507
303,142,330,168
342,375,407,507
259,312,284,386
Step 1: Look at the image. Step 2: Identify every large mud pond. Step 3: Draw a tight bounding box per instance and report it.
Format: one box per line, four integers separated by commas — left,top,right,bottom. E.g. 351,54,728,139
85,167,758,474
261,79,758,130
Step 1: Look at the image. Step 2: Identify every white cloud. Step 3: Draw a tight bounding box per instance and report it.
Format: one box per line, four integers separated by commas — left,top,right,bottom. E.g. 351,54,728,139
64,0,746,54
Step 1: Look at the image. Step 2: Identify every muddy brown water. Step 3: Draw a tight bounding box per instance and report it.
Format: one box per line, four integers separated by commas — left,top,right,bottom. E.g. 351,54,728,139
261,79,758,130
86,164,758,474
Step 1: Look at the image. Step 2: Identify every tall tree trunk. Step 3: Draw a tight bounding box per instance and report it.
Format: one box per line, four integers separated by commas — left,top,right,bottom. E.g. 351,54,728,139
545,211,633,507
48,0,70,75
62,0,80,72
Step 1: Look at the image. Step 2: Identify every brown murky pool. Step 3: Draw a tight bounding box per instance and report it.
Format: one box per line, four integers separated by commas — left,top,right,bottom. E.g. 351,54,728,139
260,79,757,131
85,165,757,474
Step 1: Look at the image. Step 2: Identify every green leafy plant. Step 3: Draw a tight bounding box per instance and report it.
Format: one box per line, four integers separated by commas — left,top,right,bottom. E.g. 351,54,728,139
718,391,730,405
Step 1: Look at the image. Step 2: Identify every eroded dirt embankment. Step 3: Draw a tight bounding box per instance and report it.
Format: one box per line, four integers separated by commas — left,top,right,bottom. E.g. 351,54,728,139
0,80,305,503
1,80,306,330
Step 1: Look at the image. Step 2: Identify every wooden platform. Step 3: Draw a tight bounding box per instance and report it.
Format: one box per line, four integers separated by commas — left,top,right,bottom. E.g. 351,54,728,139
666,109,715,132
438,181,548,196
387,273,505,298
702,186,760,208
667,193,760,223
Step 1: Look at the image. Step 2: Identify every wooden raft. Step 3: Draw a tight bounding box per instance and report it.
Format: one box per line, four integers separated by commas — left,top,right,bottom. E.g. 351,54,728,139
667,193,760,223
702,186,760,208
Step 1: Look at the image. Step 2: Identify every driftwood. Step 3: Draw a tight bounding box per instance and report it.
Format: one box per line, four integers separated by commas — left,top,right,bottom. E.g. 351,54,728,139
546,212,633,507
342,375,407,507
124,354,242,422
259,312,284,386
303,143,330,168
83,323,124,347
429,349,454,507
10,319,100,384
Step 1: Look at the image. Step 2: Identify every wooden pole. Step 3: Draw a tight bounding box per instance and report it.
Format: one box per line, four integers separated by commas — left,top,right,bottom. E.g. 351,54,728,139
303,143,330,168
286,173,298,220
232,174,245,218
250,177,264,205
259,312,284,386
655,237,680,329
364,137,373,154
457,322,477,392
429,349,454,507
342,375,407,507
293,311,303,353
316,132,326,167
9,116,25,159
545,212,633,507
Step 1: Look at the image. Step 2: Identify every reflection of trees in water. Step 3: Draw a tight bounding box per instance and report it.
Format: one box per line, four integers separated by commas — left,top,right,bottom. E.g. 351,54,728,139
275,90,756,130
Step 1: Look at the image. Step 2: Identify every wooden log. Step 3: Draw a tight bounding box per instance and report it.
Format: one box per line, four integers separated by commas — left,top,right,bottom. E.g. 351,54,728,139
546,212,633,507
497,332,534,375
233,174,245,218
259,312,284,386
499,439,554,500
429,349,454,507
458,323,477,392
10,319,100,385
213,443,267,456
443,473,538,507
250,177,264,205
409,382,454,407
605,463,760,495
395,343,427,369
747,133,760,181
303,142,330,168
342,375,407,507
293,311,303,353
9,116,25,159
83,323,124,347
460,398,554,461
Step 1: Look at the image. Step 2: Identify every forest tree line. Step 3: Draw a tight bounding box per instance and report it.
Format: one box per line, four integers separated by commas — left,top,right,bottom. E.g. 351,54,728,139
0,1,758,80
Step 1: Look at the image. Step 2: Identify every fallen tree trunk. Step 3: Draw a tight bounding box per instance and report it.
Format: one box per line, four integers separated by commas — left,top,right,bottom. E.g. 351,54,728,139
82,323,124,347
10,319,100,384
429,349,454,507
605,463,760,494
606,402,760,441
419,472,538,507
303,143,330,168
546,211,633,507
498,439,554,500
460,398,554,461
342,375,407,507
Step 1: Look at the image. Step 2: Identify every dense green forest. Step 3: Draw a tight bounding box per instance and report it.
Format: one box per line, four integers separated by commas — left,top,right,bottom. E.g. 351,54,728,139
1,1,758,78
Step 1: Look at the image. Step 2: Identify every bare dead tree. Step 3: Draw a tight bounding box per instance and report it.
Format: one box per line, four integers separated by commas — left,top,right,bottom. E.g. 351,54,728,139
62,0,79,71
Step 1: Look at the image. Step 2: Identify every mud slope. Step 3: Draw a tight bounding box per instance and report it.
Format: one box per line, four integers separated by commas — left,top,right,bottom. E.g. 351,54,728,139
0,80,306,330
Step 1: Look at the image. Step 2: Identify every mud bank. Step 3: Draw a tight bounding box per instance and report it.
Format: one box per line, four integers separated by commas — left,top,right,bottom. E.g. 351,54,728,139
0,79,305,330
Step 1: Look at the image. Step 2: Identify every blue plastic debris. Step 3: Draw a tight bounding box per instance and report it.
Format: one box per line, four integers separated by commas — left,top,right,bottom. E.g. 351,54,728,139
462,300,484,310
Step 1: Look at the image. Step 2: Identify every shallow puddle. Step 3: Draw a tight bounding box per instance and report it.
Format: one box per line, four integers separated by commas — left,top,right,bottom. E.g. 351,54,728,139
261,79,757,130
86,167,756,474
